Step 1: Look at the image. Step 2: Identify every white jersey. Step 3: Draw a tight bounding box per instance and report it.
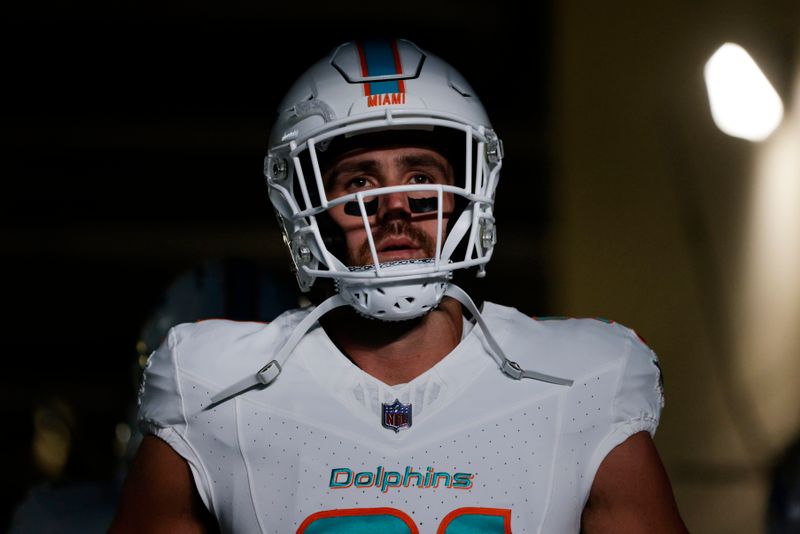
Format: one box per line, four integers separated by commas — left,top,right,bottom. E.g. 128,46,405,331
138,301,663,533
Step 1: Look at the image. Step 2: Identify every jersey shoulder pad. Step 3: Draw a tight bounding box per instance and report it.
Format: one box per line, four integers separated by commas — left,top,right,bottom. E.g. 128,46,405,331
137,307,309,430
481,302,663,410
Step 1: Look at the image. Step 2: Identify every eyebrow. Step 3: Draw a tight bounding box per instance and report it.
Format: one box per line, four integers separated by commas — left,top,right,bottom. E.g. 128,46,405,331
327,160,380,186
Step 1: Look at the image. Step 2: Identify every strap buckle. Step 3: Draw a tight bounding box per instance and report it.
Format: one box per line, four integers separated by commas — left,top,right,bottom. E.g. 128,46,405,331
501,360,525,380
256,360,282,385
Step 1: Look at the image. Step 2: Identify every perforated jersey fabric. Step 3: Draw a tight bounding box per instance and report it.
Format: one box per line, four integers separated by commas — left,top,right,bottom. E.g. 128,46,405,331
138,302,663,533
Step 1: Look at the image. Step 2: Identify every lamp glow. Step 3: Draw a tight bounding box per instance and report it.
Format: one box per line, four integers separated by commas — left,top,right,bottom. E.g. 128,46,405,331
704,43,784,141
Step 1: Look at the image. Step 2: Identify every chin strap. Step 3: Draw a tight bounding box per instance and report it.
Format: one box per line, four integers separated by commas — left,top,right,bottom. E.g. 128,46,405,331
208,293,349,406
444,285,574,386
209,284,573,407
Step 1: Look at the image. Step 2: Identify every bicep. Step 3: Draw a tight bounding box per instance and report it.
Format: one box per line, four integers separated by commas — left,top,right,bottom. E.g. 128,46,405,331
582,431,688,533
109,434,218,534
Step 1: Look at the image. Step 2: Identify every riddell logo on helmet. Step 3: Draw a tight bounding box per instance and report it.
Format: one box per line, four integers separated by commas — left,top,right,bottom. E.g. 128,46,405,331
367,93,406,107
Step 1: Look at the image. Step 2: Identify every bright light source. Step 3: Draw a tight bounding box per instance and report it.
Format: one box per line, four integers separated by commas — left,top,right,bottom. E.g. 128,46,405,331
704,43,784,141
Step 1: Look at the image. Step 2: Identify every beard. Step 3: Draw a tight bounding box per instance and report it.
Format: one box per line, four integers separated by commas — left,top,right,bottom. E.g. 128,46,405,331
352,219,437,266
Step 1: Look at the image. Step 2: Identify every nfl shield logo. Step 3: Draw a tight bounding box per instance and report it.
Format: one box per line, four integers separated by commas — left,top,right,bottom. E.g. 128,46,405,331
382,398,412,432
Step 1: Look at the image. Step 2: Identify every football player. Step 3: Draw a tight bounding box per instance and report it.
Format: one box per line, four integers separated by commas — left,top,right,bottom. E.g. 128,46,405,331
110,38,688,533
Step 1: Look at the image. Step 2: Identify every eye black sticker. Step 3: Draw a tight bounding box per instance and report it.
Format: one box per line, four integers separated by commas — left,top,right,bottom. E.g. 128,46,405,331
408,197,438,213
344,198,378,216
342,197,438,216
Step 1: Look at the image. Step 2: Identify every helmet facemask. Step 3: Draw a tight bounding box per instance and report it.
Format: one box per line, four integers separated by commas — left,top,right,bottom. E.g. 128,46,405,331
266,121,502,321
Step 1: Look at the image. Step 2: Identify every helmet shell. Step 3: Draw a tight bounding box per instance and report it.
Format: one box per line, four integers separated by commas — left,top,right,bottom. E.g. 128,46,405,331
268,39,492,153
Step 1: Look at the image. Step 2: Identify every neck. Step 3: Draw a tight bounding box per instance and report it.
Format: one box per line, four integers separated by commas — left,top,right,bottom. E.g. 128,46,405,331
320,297,463,385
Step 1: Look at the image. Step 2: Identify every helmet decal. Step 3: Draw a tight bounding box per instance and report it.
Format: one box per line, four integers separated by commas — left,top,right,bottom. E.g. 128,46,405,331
356,39,406,96
331,38,425,85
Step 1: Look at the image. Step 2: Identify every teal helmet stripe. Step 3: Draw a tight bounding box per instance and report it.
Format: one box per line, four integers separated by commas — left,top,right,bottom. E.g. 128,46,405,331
356,39,404,95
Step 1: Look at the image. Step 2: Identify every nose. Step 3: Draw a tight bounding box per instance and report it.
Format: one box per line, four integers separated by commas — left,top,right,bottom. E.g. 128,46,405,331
376,191,411,221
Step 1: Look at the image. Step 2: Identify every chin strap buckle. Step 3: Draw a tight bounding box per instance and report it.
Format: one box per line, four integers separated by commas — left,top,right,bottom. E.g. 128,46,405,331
256,360,282,385
501,360,525,380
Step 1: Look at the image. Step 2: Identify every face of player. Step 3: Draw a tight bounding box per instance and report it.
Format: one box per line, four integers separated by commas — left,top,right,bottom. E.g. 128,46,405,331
322,146,456,266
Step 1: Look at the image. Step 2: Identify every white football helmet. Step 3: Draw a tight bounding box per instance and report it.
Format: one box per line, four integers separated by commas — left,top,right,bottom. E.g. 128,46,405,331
264,38,503,321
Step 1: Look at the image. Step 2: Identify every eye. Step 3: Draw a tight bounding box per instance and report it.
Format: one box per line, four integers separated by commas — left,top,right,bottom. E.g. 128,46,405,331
345,176,370,190
409,174,434,185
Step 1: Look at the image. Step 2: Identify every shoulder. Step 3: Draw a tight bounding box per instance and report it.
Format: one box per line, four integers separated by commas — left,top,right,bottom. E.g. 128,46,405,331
486,303,665,438
480,301,664,414
145,307,311,387
481,301,656,376
137,306,311,428
168,318,268,360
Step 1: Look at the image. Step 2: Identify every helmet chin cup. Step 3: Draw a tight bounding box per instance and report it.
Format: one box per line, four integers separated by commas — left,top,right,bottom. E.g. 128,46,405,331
335,261,450,321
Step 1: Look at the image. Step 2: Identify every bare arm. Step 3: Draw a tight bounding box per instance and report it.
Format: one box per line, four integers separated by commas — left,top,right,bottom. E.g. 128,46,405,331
109,435,218,534
581,431,688,533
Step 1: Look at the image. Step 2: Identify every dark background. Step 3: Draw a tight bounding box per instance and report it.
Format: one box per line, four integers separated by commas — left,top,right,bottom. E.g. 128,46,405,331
2,3,554,529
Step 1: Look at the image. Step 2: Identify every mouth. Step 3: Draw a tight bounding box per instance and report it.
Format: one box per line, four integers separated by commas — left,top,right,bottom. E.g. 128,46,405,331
375,236,425,261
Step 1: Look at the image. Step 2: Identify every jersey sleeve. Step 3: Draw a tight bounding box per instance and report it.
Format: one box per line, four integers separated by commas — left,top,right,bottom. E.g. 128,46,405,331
587,328,665,480
136,325,215,513
138,326,186,432
611,330,664,438
579,328,665,504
